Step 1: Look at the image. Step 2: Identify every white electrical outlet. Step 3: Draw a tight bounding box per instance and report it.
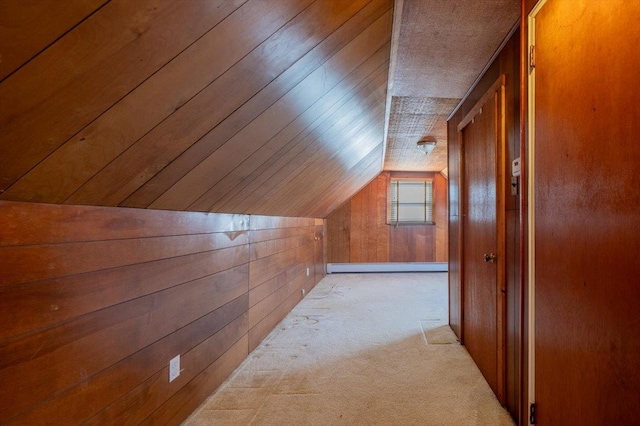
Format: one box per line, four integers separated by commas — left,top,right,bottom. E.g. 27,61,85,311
302,288,306,296
306,267,310,276
169,355,180,382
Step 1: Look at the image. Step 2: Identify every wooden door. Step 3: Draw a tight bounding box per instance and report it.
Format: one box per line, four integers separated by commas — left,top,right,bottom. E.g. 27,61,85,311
530,0,640,423
461,79,506,403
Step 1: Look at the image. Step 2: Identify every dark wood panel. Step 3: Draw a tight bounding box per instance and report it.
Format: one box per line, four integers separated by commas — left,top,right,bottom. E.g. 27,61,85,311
249,244,313,290
139,0,392,211
7,295,248,426
250,229,314,261
173,11,391,212
317,146,384,219
250,215,316,231
139,335,248,426
63,0,372,207
0,267,248,421
255,131,384,218
0,201,325,425
85,312,248,425
350,174,389,262
0,232,248,287
505,209,520,416
249,264,306,308
292,126,383,218
249,270,308,328
534,1,640,423
249,226,312,244
248,278,311,352
501,32,520,419
0,0,107,80
218,57,389,216
447,28,520,419
462,92,499,397
327,171,446,263
0,249,248,340
208,54,390,215
0,0,245,192
327,201,351,263
1,0,391,221
389,226,435,262
3,0,308,205
191,9,390,216
0,201,248,246
250,99,386,216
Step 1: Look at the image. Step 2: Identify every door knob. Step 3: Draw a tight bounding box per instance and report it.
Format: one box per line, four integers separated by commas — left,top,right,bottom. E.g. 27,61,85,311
483,253,496,263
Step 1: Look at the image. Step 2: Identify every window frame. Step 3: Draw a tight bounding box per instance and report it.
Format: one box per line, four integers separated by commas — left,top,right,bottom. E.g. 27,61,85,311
387,176,435,226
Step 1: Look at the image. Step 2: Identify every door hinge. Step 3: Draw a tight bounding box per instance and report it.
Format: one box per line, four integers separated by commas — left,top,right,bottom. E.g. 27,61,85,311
529,403,537,424
529,45,536,69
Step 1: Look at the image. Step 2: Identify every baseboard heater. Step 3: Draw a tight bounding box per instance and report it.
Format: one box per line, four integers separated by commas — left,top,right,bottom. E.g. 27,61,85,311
327,262,448,273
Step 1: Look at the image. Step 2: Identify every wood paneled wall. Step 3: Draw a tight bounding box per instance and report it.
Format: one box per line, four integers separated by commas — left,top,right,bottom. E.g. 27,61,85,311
447,30,520,418
0,201,324,425
327,172,448,263
0,0,392,219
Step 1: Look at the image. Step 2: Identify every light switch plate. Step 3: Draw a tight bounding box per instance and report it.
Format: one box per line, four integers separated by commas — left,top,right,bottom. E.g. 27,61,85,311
512,157,521,177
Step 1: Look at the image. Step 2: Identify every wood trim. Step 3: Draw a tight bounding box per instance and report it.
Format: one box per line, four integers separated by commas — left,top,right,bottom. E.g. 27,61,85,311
458,129,465,344
458,75,506,132
496,84,508,404
519,1,530,423
381,0,404,168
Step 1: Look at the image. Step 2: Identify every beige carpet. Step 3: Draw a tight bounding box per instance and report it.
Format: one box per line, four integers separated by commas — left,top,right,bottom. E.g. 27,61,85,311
183,273,514,425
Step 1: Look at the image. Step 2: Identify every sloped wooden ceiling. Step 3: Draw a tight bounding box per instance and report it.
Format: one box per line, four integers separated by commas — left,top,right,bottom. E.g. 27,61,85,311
0,0,393,218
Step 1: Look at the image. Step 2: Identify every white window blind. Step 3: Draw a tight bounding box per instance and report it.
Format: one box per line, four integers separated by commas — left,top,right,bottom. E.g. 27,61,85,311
389,179,433,224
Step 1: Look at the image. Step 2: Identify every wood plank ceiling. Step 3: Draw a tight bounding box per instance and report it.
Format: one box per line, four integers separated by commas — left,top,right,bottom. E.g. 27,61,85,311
0,0,393,218
0,0,521,217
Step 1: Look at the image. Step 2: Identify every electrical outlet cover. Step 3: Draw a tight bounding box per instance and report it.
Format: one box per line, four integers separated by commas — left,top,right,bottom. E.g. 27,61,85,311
169,355,180,382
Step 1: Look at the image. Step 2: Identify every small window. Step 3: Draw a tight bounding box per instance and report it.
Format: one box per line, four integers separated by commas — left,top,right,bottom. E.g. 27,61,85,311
388,179,434,224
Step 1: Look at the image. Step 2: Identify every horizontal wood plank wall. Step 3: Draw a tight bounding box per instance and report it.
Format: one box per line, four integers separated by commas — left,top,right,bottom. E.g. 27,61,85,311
447,30,520,418
326,172,448,263
0,201,324,425
248,216,319,352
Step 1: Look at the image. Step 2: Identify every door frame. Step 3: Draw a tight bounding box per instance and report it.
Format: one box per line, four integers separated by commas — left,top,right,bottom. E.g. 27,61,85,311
458,74,507,403
526,0,546,420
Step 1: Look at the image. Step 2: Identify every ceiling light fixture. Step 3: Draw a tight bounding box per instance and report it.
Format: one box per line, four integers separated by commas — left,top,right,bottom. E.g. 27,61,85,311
417,137,437,154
